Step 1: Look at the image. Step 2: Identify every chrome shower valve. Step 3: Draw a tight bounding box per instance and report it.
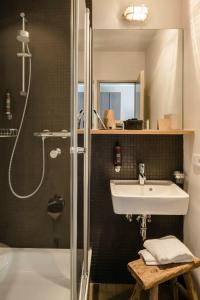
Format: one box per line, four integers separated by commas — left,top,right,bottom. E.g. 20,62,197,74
50,148,61,159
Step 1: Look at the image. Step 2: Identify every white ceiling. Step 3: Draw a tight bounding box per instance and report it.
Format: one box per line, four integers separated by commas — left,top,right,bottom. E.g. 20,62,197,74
93,29,157,52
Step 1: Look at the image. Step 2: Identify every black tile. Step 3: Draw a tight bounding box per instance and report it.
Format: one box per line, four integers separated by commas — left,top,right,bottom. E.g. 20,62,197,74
90,135,183,283
0,0,71,248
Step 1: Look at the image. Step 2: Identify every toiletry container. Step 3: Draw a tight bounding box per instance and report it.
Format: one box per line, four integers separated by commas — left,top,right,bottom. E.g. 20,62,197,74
114,142,122,172
104,109,116,129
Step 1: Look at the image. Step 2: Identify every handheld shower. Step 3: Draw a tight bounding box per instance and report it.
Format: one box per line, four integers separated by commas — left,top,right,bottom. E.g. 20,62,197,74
17,30,30,44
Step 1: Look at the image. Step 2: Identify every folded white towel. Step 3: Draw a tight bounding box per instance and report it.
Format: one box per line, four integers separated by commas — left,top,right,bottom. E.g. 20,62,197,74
139,249,160,265
143,235,194,265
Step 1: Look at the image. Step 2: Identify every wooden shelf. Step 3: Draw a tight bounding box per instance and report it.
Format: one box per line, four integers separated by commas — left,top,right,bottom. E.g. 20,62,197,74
78,129,194,135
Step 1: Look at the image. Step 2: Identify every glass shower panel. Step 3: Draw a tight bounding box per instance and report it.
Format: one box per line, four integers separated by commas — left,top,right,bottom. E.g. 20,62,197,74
71,1,91,299
77,0,85,297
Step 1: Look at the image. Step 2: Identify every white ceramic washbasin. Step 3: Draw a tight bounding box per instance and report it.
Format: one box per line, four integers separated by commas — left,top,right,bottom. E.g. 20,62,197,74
110,180,189,215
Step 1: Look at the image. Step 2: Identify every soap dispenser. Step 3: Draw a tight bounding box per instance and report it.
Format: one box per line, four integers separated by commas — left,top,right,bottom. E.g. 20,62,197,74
114,142,122,173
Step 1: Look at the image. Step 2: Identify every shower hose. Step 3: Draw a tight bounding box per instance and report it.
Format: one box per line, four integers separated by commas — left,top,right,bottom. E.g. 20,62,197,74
8,45,46,199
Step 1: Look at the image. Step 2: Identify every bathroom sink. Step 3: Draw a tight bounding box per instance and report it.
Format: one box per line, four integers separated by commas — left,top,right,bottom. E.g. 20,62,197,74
110,180,189,215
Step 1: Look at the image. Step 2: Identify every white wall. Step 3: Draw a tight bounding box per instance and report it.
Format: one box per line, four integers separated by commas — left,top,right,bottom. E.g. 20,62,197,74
93,0,182,29
100,83,136,120
146,30,183,129
183,0,200,289
93,51,145,81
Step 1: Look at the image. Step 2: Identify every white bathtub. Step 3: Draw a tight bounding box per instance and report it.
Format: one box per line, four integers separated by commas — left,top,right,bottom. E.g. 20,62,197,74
0,247,74,300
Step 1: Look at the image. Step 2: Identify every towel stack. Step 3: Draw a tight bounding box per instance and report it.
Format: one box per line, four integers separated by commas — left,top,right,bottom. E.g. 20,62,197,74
139,236,194,265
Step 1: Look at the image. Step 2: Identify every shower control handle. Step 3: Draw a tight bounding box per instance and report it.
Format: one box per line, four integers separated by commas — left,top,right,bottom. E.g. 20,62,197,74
70,147,86,154
50,148,61,159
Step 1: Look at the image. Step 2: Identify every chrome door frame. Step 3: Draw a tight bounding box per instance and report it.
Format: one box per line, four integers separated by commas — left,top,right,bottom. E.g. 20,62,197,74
79,8,91,300
70,0,79,299
70,1,91,300
83,8,91,277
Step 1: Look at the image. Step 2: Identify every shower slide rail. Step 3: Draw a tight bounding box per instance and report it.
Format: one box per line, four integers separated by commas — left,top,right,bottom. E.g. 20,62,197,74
34,130,71,139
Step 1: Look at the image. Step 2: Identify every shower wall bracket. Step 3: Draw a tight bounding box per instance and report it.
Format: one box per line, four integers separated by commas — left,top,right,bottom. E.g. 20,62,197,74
17,52,32,58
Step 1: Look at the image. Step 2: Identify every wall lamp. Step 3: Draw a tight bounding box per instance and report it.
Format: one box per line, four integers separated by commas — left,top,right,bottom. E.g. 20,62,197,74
123,4,149,22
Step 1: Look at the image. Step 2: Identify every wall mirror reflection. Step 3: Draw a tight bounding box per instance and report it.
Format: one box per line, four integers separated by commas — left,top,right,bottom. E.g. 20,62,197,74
98,82,141,121
91,29,183,130
78,82,84,128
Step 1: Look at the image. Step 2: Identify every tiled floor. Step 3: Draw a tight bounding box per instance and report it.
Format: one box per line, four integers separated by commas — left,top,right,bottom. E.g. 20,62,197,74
88,283,187,300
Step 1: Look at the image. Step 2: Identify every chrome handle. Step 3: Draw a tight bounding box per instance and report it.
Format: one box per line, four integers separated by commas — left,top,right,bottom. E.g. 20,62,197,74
70,147,86,154
50,148,61,159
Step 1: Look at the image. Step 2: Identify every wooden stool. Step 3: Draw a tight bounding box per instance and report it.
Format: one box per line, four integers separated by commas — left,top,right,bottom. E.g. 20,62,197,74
128,257,200,300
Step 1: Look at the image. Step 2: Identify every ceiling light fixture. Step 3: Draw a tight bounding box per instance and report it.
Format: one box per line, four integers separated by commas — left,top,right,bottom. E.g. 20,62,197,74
123,4,149,22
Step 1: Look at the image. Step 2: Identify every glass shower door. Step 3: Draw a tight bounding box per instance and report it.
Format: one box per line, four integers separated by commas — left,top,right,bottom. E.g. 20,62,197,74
70,1,91,300
82,8,91,299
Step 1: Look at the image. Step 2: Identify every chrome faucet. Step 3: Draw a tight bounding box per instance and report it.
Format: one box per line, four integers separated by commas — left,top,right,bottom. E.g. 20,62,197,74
139,163,146,185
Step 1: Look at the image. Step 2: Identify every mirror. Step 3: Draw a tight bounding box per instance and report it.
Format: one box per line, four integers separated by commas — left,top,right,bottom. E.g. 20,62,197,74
92,29,183,130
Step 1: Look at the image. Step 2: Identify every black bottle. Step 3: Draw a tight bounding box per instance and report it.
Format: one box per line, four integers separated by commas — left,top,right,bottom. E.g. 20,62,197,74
114,142,122,172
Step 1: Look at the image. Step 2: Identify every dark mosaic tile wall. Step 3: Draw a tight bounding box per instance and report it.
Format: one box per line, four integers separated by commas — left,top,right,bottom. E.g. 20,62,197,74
0,0,71,248
86,0,92,8
90,135,184,283
86,0,92,24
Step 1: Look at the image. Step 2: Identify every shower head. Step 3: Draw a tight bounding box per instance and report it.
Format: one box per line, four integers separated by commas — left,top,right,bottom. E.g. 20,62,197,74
16,30,30,43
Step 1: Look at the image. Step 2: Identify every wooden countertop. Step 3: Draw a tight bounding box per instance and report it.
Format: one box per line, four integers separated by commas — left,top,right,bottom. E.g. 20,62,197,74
78,129,194,135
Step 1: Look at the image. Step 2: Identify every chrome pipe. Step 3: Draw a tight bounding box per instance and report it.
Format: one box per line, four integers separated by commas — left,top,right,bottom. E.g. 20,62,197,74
21,40,26,95
21,13,26,96
70,0,79,299
22,13,25,31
